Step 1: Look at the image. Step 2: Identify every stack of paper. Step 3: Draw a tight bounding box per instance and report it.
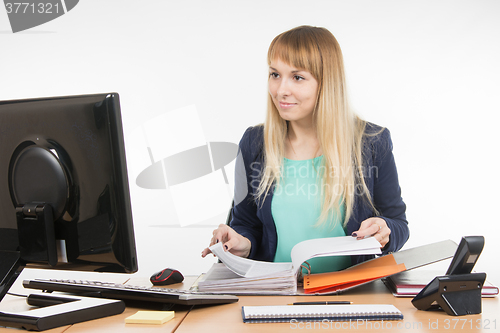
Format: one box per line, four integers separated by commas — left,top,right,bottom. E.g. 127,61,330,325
197,263,297,294
197,236,382,295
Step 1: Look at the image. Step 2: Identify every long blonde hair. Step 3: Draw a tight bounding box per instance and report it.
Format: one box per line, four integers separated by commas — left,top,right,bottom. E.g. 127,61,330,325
257,25,375,228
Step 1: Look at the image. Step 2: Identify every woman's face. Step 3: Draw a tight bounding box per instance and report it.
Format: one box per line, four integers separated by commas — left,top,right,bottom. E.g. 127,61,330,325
268,58,319,126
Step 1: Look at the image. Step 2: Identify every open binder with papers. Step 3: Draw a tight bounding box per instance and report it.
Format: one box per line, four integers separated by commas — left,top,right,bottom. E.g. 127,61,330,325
304,239,458,294
199,236,381,294
198,238,458,295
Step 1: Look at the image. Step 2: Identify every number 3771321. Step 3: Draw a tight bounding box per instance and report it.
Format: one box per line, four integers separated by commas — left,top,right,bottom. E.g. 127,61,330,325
5,2,61,14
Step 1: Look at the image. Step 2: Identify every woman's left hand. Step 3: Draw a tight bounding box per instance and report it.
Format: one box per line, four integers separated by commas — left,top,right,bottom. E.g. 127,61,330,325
352,217,391,248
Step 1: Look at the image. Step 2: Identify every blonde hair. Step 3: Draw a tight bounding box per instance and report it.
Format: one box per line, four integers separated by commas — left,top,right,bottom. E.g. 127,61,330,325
257,25,376,228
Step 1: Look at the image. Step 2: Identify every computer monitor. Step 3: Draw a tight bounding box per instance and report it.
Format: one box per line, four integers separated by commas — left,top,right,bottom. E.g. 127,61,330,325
0,93,138,329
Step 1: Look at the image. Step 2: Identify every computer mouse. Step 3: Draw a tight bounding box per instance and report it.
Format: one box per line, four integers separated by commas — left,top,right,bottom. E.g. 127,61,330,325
150,268,184,286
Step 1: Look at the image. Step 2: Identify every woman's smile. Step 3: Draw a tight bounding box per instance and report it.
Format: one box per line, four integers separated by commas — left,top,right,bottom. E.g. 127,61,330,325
279,101,297,109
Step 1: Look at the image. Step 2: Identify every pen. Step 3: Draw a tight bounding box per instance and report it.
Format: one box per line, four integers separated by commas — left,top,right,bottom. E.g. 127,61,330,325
289,301,352,305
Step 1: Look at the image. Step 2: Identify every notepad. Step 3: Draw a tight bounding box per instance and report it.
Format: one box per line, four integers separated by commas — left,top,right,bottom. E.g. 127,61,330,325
125,311,175,325
241,304,403,323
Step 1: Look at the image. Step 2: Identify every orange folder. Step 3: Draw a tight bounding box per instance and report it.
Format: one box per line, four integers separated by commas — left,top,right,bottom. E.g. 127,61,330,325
303,254,406,294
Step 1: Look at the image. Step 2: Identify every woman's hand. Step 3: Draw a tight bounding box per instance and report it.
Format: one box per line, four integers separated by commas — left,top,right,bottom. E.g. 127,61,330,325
201,224,252,258
352,217,391,248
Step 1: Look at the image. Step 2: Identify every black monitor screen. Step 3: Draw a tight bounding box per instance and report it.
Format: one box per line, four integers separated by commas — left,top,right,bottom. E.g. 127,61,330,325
0,93,137,276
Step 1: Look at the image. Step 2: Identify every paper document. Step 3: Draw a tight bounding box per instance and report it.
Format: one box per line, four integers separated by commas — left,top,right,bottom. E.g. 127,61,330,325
210,243,292,278
200,238,458,295
210,236,381,278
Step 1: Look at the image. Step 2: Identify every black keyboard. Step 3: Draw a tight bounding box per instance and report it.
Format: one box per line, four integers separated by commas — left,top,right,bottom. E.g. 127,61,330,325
23,278,238,306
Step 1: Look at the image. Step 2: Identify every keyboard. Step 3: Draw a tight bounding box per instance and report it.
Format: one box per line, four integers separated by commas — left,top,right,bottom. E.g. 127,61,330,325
23,278,238,306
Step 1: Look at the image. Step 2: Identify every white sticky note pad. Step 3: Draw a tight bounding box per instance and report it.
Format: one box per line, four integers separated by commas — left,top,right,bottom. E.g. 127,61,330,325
125,310,175,325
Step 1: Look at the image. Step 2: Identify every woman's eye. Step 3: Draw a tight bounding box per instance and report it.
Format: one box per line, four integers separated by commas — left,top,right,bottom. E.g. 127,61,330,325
293,75,305,81
269,72,280,79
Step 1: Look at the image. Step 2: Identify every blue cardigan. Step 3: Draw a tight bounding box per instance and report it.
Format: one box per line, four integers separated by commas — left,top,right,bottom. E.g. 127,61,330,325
230,124,409,265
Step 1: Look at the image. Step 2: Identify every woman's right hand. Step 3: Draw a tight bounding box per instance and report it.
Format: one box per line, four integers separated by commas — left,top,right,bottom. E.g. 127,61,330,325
201,224,251,258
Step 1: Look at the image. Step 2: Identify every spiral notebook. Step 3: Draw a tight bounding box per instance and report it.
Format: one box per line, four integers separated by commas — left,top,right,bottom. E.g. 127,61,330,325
241,304,403,323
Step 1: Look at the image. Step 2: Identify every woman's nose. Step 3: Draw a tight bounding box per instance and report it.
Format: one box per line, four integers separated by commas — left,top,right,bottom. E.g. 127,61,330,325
277,80,290,97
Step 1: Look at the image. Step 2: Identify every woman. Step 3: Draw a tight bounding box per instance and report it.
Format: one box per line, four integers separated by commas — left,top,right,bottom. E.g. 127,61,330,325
202,25,409,272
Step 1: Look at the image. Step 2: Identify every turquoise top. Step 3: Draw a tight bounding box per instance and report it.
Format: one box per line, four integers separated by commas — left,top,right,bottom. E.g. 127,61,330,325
271,156,351,274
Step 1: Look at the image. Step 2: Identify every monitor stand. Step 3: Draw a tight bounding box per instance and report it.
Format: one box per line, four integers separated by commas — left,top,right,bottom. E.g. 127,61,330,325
0,251,125,331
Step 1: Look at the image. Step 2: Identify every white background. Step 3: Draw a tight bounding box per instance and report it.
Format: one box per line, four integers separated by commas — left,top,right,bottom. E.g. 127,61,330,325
1,0,499,286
